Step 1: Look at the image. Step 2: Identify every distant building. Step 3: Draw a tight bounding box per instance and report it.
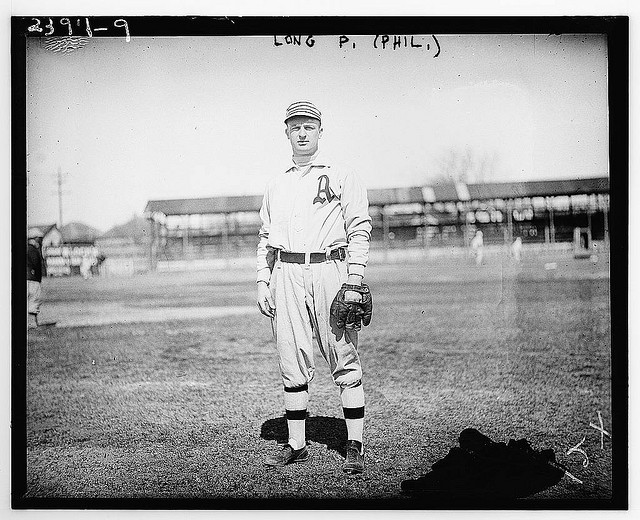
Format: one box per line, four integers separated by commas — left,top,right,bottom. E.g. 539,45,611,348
60,222,101,244
28,224,63,248
94,215,151,276
143,176,610,270
29,223,102,277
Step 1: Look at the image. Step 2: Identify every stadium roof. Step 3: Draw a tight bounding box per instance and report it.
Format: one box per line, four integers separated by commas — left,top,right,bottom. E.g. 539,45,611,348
144,177,609,216
368,187,425,205
28,223,58,235
466,177,609,200
145,195,264,215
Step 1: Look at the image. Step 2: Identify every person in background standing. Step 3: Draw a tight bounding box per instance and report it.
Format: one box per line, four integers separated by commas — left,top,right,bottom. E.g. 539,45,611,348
27,228,46,329
470,230,484,266
510,236,523,264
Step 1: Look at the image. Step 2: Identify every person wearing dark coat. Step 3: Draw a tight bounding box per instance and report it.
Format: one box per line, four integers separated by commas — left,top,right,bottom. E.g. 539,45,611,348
27,228,45,328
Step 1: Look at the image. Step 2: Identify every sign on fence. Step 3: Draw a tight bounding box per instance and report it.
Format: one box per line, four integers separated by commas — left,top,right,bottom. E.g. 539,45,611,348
44,244,101,277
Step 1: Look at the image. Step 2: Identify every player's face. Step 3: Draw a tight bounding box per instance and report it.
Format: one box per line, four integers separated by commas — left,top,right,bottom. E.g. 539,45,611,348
285,116,322,156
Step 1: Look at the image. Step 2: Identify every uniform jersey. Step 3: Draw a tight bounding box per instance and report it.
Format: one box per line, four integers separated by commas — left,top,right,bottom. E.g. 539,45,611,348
257,154,372,283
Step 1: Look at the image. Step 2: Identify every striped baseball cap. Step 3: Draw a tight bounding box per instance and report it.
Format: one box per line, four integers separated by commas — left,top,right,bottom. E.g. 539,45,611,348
284,101,322,123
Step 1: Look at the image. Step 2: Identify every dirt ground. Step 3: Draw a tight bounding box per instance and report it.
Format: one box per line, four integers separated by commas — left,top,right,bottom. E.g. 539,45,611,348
20,250,614,507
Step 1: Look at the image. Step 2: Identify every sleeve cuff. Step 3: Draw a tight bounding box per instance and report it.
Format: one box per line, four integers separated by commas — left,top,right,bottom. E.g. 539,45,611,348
256,267,271,284
347,263,365,277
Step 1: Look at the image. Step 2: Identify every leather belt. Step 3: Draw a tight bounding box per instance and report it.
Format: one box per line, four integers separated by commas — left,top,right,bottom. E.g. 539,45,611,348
278,248,346,264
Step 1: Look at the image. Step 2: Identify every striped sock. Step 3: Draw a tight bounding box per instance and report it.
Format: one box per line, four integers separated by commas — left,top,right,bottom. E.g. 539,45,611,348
284,384,309,450
341,383,365,446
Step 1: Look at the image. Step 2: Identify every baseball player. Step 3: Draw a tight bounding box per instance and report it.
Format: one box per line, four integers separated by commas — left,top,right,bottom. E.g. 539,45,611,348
27,228,45,328
257,101,373,474
510,236,523,263
470,230,484,266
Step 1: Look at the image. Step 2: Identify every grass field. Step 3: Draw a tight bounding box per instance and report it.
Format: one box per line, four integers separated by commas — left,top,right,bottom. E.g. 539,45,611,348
21,250,613,506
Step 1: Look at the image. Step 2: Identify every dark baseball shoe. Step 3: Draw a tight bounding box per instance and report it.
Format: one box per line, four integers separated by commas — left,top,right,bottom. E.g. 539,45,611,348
264,444,309,467
343,440,365,474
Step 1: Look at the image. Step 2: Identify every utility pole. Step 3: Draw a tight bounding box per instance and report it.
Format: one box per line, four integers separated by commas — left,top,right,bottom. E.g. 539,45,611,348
57,166,64,229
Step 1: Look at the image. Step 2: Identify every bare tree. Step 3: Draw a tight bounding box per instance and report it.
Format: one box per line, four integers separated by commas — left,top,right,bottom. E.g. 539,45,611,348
429,147,498,184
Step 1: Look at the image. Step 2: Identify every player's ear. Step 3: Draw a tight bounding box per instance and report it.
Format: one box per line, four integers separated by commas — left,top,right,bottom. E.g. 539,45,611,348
284,125,290,139
318,126,323,139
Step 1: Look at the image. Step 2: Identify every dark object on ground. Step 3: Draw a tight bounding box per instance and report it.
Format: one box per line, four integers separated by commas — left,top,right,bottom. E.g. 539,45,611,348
401,428,567,498
261,415,349,456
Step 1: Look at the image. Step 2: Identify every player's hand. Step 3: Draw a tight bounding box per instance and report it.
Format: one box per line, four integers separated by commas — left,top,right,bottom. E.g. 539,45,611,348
344,290,362,303
344,274,363,303
257,281,275,318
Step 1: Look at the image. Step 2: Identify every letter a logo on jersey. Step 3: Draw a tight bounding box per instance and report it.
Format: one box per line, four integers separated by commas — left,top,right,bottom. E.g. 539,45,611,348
313,175,336,205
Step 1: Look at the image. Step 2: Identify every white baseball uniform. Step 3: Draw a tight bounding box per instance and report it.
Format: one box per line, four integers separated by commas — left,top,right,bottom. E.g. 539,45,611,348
257,153,372,389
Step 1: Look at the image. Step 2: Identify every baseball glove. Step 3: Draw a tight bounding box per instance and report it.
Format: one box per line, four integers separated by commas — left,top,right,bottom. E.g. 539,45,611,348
330,283,373,331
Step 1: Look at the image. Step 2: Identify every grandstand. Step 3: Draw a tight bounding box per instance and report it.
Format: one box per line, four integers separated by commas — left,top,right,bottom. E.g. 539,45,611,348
143,177,609,268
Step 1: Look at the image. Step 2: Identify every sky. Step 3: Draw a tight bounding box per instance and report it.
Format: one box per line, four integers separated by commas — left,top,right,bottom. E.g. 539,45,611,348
25,31,609,232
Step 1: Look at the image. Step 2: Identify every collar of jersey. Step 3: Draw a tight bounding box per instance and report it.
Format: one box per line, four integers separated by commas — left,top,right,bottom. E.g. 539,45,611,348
285,153,327,174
